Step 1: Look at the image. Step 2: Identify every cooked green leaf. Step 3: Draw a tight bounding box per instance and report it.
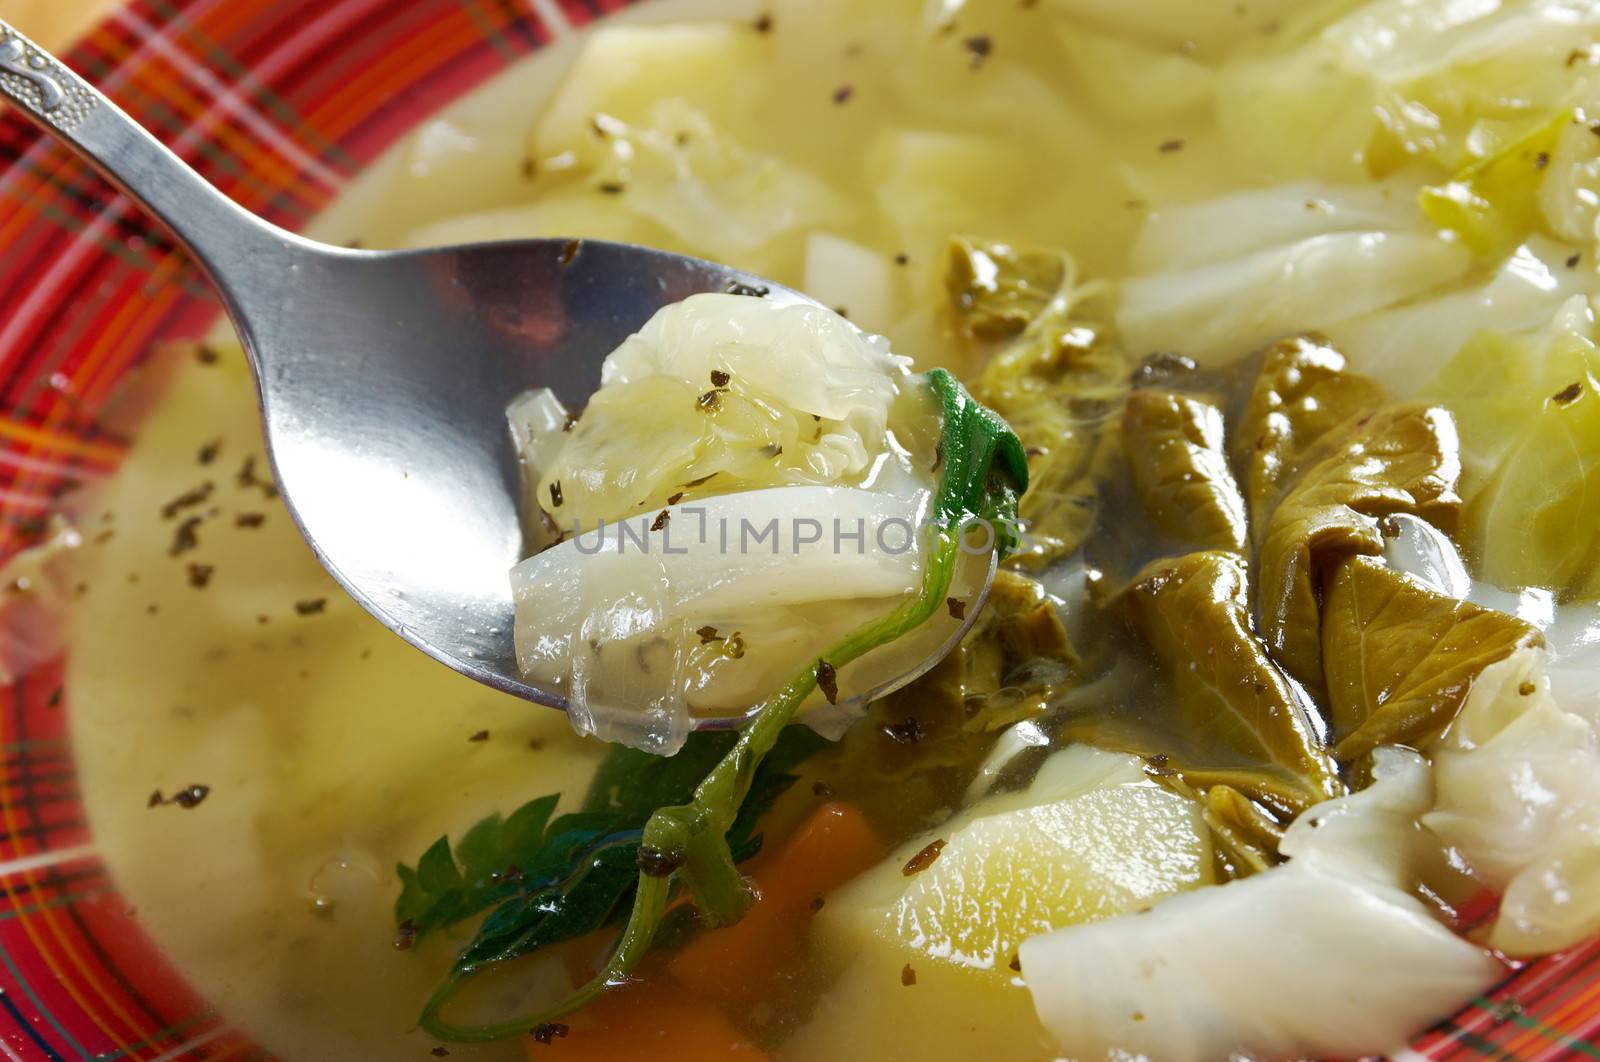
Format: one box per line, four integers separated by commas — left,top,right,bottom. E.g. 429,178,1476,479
1121,551,1341,813
1202,784,1285,878
1122,388,1247,552
1322,556,1542,762
1256,403,1462,693
1234,335,1385,530
945,236,1069,338
973,295,1128,569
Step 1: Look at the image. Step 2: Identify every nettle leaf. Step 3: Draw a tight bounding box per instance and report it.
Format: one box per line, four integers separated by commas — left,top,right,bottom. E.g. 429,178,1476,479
1234,336,1385,530
1121,388,1247,552
1322,556,1543,761
1255,403,1462,694
1120,550,1341,813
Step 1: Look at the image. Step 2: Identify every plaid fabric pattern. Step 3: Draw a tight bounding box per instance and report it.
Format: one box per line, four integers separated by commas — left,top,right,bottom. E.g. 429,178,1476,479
0,0,1597,1058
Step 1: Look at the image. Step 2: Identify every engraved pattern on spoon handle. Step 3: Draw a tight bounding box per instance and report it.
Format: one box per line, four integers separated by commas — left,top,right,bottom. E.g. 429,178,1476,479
0,21,98,133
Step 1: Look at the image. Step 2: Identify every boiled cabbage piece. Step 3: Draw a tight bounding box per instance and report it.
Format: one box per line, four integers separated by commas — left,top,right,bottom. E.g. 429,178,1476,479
1425,297,1600,596
1019,748,1504,1062
509,295,988,753
1426,646,1600,956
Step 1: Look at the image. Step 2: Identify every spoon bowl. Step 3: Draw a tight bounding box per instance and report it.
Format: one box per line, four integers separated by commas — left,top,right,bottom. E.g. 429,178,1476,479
0,18,989,717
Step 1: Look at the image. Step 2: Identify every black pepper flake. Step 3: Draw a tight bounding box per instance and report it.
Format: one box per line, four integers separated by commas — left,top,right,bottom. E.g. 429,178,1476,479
832,305,850,318
168,516,202,557
161,482,214,519
294,598,327,616
946,597,965,620
1158,138,1186,153
235,512,265,529
901,963,918,986
146,789,163,808
196,344,220,365
394,919,419,951
726,281,770,298
894,252,909,266
636,845,684,877
901,838,946,876
597,181,625,195
558,239,580,267
832,84,854,105
1568,253,1582,269
532,1023,569,1045
468,729,490,742
882,717,924,745
697,389,725,412
197,439,222,466
47,686,62,708
666,491,685,505
651,509,670,532
186,563,214,589
549,480,564,508
697,625,723,643
963,34,992,67
815,660,839,704
753,12,772,32
1552,382,1584,405
812,780,835,798
1534,151,1550,170
1519,681,1538,696
710,369,731,388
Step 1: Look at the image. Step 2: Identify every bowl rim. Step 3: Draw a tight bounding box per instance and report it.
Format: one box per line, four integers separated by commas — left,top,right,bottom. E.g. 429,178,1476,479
0,0,1596,1059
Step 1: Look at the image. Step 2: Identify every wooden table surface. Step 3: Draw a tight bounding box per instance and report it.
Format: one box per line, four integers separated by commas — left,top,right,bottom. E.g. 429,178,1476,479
8,0,124,53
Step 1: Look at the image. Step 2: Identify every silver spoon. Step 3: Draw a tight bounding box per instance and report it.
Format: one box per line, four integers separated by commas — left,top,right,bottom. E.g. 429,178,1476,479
0,20,989,718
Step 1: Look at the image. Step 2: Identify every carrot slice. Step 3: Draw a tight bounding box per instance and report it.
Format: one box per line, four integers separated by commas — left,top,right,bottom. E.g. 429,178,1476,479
666,801,883,1011
528,977,767,1061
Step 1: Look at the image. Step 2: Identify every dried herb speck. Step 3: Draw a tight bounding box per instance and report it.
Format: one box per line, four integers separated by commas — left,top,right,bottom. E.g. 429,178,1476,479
549,481,564,508
726,281,770,298
963,34,992,67
169,516,203,557
753,12,772,32
809,895,825,913
197,439,221,466
235,512,265,529
532,1023,569,1045
651,510,670,532
697,625,722,643
812,780,835,798
150,785,211,810
1158,138,1186,153
1519,681,1538,696
559,239,580,267
946,597,966,620
186,563,214,589
468,730,490,743
597,181,625,196
1553,382,1584,405
294,598,327,616
901,963,917,986
666,491,685,505
636,846,683,877
832,84,854,104
47,686,62,707
432,1048,450,1058
1569,253,1583,269
710,369,731,388
161,482,214,519
197,344,220,365
902,838,946,876
882,717,924,745
697,389,725,412
815,660,838,704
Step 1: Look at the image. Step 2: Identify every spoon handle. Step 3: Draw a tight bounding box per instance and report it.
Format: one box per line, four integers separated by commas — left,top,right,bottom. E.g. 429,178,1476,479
0,19,294,286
